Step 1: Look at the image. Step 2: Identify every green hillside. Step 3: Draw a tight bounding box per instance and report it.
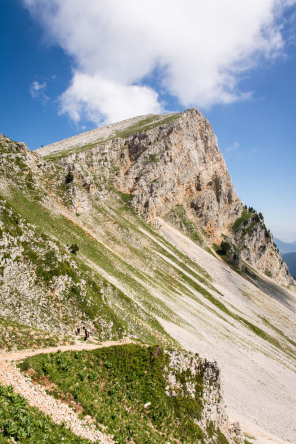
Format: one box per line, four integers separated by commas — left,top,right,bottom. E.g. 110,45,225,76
0,384,90,443
19,344,228,444
1,118,296,444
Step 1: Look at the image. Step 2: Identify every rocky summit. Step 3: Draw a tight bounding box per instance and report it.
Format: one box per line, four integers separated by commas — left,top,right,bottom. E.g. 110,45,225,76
0,109,296,443
38,108,292,286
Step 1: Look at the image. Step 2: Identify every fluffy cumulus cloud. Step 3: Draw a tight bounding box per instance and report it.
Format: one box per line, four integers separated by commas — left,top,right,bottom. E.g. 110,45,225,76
23,0,295,124
59,73,162,125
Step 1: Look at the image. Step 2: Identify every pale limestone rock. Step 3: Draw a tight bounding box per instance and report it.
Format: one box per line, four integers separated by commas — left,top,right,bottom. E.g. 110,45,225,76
34,109,295,286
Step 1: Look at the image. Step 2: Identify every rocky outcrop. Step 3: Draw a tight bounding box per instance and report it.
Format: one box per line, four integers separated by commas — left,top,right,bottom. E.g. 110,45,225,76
122,110,241,232
229,209,292,286
38,109,294,286
165,349,244,443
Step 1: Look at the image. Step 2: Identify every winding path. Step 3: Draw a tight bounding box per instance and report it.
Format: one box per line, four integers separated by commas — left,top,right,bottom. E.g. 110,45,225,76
0,339,133,443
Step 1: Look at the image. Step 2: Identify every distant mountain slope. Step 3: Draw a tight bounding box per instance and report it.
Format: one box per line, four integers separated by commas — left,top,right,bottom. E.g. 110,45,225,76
274,237,296,254
282,252,296,278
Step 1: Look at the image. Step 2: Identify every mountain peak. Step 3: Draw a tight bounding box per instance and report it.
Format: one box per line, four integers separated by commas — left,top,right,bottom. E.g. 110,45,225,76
36,111,181,158
36,107,293,285
1,108,296,443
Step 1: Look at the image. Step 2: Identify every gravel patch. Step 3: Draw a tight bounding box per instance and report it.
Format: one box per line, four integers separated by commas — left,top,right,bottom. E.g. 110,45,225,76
156,218,296,444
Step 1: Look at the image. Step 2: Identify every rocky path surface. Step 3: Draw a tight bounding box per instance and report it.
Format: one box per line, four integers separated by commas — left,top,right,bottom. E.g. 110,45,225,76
0,339,132,443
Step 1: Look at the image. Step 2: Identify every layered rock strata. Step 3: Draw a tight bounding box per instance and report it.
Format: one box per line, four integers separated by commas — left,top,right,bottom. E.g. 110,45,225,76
37,109,293,286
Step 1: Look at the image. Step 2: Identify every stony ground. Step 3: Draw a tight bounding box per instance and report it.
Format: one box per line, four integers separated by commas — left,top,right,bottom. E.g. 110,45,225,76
157,218,296,444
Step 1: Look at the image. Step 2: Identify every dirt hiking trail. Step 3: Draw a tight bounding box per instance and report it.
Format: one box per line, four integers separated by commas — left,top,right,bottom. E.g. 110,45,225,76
0,339,133,443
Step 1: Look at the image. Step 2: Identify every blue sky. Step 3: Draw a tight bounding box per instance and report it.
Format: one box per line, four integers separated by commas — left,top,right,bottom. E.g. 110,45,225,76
1,0,296,241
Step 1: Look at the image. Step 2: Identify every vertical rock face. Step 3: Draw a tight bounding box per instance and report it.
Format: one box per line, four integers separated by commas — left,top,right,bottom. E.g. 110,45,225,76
109,108,291,285
119,109,243,242
36,108,294,286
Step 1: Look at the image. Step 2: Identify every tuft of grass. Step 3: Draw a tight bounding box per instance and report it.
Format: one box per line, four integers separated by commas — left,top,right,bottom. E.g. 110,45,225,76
148,153,160,162
117,191,134,203
217,428,229,443
233,208,252,232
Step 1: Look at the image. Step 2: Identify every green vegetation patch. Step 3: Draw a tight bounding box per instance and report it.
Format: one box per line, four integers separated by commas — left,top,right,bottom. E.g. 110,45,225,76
148,153,159,163
44,114,181,161
0,384,89,443
217,428,229,444
260,317,296,349
0,317,63,351
233,208,253,232
20,344,207,443
114,113,181,139
176,268,233,317
0,198,23,238
238,317,294,356
165,204,203,246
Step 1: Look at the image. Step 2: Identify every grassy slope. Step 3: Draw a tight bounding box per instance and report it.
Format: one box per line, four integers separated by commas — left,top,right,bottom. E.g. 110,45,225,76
0,317,64,351
0,384,90,443
1,180,294,357
19,344,229,444
1,132,295,360
0,189,175,346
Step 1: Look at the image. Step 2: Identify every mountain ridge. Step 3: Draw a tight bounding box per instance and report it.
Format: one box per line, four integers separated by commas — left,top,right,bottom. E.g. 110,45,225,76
1,109,296,442
37,108,293,287
274,237,296,254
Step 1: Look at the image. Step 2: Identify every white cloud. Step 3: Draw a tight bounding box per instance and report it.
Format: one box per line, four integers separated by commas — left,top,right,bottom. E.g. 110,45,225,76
59,72,162,124
29,80,47,98
23,0,296,124
225,141,240,153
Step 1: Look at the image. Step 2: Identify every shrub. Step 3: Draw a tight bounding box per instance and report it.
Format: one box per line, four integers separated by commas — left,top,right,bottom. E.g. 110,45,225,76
65,171,74,184
19,345,209,443
69,243,79,255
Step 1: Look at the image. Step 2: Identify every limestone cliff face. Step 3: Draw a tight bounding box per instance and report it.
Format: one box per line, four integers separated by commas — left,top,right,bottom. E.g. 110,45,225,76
36,109,294,286
57,109,243,239
118,109,243,240
230,214,291,286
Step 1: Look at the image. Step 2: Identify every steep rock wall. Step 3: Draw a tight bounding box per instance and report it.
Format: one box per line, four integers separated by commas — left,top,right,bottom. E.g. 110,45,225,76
49,109,293,285
119,109,243,240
